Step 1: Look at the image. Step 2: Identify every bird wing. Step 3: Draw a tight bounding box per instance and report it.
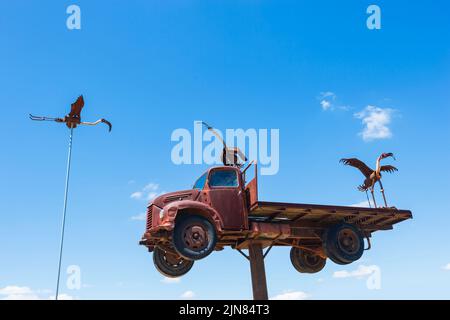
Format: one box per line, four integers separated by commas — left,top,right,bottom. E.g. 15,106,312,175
340,158,373,178
380,165,398,173
69,95,84,117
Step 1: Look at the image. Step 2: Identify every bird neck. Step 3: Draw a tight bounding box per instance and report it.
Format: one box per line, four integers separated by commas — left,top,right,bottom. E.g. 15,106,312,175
375,156,382,175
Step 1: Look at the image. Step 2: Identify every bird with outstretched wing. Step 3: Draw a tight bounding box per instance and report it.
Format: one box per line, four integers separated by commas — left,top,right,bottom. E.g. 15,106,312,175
30,95,112,132
340,153,398,208
339,158,373,178
68,95,84,118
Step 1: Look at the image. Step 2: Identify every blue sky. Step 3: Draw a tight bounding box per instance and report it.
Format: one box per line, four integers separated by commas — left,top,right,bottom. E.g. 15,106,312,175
0,1,449,299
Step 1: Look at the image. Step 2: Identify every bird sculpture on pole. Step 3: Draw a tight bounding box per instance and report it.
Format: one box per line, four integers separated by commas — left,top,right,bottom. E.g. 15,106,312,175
30,95,111,300
201,121,248,168
29,95,112,131
340,153,398,208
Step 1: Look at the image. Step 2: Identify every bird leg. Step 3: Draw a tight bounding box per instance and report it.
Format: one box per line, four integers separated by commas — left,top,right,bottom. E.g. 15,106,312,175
378,180,388,208
365,190,372,208
29,114,63,122
370,186,377,208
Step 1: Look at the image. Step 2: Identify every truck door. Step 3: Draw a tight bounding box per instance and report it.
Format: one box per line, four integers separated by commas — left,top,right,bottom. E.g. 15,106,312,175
207,168,246,230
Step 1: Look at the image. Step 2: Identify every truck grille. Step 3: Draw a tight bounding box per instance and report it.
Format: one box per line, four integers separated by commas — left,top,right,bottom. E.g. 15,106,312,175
163,193,192,204
146,206,153,230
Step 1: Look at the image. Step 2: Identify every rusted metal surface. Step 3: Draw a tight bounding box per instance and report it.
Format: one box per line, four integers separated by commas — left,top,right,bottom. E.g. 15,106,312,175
181,222,209,251
248,242,269,300
140,164,412,260
249,222,290,240
250,201,412,232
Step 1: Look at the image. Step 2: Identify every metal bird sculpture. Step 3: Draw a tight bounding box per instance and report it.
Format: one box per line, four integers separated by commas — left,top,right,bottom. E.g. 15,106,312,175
29,95,112,131
340,153,398,208
201,121,248,168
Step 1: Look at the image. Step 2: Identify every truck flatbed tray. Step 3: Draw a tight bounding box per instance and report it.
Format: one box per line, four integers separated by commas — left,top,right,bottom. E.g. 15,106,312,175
249,201,412,231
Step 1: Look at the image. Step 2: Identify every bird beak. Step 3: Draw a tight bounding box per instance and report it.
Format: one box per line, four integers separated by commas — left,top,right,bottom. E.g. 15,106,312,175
200,121,213,130
387,153,396,160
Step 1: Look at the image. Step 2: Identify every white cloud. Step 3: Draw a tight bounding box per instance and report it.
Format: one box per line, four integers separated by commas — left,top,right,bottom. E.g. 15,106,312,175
333,265,377,279
442,263,450,271
180,290,196,299
131,212,146,221
321,91,336,98
0,286,39,300
48,293,75,300
320,100,331,110
130,191,143,199
161,277,181,284
0,286,74,300
130,183,164,201
350,201,370,208
318,91,336,111
271,290,310,300
355,106,394,141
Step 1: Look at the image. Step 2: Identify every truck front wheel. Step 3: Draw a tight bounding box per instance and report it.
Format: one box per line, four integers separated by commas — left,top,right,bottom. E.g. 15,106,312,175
173,215,217,261
153,246,194,278
290,247,326,274
323,223,364,265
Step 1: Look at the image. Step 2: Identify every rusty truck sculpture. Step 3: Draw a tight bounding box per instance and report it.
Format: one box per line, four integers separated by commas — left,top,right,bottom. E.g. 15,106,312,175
140,163,412,277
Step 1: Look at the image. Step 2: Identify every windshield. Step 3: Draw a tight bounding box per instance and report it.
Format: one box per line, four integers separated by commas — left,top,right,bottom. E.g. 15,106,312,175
209,170,239,187
193,172,208,190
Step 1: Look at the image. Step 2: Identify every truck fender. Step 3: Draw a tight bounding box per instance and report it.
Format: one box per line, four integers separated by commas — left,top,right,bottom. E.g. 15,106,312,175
164,200,224,233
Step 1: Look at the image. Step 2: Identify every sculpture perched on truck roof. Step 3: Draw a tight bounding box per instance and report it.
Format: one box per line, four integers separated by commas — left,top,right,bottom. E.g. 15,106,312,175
201,121,247,168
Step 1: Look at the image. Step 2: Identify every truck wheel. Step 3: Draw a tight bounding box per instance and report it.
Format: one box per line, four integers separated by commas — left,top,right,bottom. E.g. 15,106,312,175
173,215,217,261
290,247,326,274
153,246,194,278
323,223,364,265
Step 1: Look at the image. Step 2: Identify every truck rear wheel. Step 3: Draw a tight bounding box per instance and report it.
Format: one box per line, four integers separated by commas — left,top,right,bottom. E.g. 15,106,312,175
290,247,326,274
323,223,364,265
153,246,194,278
173,215,217,261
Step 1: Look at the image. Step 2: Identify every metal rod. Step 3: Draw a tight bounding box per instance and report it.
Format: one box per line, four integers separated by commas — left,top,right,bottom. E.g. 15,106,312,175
55,127,74,300
237,248,250,261
365,190,372,208
378,181,388,207
370,188,377,208
263,244,274,259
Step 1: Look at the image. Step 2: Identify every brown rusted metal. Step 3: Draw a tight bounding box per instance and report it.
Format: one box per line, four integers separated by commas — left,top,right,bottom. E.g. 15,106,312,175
201,122,247,168
140,164,412,300
30,95,112,131
140,165,412,251
248,242,269,300
340,153,398,208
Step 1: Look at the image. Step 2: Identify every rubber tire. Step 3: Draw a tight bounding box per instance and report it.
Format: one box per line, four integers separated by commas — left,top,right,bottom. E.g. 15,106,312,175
290,247,326,274
173,215,217,261
153,246,194,278
323,223,364,265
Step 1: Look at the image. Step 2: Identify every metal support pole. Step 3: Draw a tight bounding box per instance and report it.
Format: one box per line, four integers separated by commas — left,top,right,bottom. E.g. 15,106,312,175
248,242,269,300
365,190,372,208
55,127,74,300
378,180,388,208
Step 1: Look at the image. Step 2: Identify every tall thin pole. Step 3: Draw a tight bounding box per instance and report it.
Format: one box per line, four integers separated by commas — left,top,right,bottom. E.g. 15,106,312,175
55,127,74,300
248,242,269,300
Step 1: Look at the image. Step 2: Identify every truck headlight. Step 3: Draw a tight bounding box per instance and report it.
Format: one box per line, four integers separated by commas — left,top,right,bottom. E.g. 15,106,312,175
159,208,165,220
